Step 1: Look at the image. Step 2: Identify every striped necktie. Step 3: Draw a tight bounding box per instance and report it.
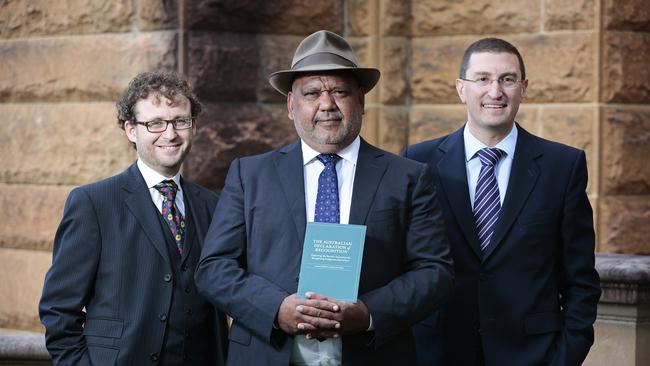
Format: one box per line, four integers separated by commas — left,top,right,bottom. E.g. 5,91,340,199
473,148,505,252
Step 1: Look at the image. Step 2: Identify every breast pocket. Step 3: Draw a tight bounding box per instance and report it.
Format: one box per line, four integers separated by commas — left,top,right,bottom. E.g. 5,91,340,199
517,210,559,235
366,207,405,227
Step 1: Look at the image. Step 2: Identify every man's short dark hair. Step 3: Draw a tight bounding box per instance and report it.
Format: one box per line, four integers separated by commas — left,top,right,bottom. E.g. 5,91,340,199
459,38,526,80
116,70,201,129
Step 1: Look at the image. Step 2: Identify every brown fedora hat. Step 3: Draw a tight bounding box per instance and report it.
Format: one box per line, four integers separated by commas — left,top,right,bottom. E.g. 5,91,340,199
268,30,380,96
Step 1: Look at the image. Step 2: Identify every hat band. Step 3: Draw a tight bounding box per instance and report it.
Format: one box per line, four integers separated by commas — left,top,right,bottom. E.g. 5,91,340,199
292,52,357,70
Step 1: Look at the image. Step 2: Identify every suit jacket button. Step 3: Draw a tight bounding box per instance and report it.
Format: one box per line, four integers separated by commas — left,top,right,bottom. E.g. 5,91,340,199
185,286,191,293
150,353,159,361
159,313,167,321
181,264,188,271
186,308,193,316
164,274,172,282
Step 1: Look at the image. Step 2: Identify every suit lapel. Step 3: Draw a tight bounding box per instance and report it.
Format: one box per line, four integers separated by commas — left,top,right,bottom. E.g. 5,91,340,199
271,139,389,240
436,128,483,259
349,140,388,225
273,140,308,246
482,126,541,261
123,163,172,266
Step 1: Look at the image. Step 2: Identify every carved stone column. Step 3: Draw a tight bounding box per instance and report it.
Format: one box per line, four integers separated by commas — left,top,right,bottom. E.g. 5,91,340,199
587,254,650,365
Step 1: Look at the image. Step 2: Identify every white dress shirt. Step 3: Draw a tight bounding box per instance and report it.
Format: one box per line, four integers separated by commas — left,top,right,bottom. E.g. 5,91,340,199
291,136,361,366
464,124,518,208
137,159,185,216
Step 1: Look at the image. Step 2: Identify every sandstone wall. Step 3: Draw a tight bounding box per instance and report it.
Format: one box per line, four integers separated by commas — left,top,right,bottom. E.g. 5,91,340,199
0,0,173,331
342,0,650,257
598,0,650,254
0,0,648,335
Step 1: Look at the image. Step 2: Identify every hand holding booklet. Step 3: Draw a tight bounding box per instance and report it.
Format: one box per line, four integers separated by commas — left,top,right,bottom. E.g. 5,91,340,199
296,222,366,303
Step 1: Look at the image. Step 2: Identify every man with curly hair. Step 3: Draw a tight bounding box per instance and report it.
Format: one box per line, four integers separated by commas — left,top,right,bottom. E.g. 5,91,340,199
39,70,228,365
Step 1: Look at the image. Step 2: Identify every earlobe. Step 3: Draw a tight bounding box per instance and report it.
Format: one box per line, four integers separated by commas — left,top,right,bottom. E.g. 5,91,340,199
455,79,467,103
124,121,137,143
287,92,294,120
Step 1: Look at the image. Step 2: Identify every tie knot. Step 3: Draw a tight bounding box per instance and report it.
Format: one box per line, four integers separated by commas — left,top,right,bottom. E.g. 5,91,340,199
317,154,341,167
154,179,178,200
477,148,504,167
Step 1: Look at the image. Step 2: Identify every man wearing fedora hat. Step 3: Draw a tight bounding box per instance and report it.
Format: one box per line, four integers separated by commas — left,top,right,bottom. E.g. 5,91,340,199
195,30,454,365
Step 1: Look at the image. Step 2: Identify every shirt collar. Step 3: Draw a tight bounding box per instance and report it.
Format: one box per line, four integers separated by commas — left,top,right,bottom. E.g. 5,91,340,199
137,159,182,189
463,123,518,162
301,136,360,166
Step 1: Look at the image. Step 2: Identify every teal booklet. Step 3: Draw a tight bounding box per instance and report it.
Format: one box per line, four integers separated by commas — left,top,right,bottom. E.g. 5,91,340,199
297,222,367,303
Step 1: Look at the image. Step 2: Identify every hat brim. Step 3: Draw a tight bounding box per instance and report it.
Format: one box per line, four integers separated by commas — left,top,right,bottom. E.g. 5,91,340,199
269,66,380,96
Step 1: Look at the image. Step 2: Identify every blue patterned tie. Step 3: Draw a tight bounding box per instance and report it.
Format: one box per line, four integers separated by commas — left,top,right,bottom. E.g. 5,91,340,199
315,154,341,223
473,148,505,252
154,180,185,255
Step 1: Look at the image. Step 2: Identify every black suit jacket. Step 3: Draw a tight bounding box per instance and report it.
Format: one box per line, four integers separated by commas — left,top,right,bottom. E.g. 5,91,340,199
39,163,228,365
404,125,601,366
195,139,454,365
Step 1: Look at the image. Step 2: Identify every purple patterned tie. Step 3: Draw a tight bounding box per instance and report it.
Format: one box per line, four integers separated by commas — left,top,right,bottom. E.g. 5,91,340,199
315,154,341,223
473,148,505,252
154,180,185,255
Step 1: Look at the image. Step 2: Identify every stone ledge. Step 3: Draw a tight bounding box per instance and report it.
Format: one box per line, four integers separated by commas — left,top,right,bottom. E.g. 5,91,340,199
596,253,650,304
0,329,49,363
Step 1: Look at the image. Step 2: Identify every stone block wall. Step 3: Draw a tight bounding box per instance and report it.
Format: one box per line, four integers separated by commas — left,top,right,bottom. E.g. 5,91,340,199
342,0,650,257
598,0,650,254
181,1,347,187
0,0,171,331
1,0,648,348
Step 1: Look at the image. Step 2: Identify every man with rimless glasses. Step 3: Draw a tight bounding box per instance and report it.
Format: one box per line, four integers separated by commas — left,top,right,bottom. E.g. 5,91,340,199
39,71,228,365
404,38,600,365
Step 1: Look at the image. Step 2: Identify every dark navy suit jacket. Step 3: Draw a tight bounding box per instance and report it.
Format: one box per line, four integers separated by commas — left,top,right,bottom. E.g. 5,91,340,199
195,139,454,365
39,163,228,365
404,125,601,366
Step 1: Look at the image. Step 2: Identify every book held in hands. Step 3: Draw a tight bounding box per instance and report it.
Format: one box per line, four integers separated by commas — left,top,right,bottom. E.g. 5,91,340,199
297,222,366,303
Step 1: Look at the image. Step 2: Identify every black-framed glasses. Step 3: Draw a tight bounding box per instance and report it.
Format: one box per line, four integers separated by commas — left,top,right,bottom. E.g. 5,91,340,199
133,117,194,133
460,76,522,89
